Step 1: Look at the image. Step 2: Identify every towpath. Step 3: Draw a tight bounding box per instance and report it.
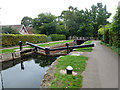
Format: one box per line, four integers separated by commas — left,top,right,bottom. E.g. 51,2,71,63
82,40,118,88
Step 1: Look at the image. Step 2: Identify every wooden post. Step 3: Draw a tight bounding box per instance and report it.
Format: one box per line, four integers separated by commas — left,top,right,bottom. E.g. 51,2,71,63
19,41,22,51
74,40,76,46
66,43,69,54
12,53,14,60
35,47,38,52
45,48,50,55
70,48,73,52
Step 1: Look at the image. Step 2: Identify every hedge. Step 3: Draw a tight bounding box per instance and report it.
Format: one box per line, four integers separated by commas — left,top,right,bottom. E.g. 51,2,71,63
2,34,47,47
98,7,120,48
49,34,66,41
98,24,119,48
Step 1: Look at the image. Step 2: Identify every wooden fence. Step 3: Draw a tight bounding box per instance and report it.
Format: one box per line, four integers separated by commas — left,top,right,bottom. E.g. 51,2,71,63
68,36,98,40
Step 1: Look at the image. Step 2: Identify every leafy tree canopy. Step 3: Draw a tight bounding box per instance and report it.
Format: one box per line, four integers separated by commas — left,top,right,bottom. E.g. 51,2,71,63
33,13,57,35
21,2,112,38
21,16,33,27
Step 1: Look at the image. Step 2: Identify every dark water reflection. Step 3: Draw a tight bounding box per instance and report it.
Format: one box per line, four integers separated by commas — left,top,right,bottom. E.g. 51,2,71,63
1,54,56,88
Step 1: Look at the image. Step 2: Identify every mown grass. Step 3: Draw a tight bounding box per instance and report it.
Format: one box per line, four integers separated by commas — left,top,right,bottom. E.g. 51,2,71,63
101,41,120,55
75,40,93,52
25,40,73,48
0,48,19,54
0,40,73,54
50,55,88,88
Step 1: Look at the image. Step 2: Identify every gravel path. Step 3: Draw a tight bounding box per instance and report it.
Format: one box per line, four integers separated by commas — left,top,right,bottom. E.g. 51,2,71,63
82,40,118,88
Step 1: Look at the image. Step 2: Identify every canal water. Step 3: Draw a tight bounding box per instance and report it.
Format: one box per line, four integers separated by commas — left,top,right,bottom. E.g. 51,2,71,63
1,54,56,88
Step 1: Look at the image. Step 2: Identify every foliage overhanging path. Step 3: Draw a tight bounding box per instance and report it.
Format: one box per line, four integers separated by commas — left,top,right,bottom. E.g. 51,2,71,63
82,40,118,88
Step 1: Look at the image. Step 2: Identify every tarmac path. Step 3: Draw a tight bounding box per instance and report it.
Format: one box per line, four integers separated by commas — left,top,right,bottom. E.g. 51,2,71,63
82,40,118,88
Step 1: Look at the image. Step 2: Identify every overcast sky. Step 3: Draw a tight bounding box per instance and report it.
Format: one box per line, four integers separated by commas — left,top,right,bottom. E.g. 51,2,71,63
0,0,119,25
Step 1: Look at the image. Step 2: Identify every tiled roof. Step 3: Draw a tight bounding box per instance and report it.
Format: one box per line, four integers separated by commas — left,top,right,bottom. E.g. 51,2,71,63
25,26,33,34
2,25,22,32
1,25,34,34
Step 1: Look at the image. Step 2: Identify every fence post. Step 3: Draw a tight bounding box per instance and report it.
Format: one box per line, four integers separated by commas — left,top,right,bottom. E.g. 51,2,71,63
12,53,14,60
66,43,69,54
45,48,50,55
70,48,73,52
19,41,22,51
74,40,76,46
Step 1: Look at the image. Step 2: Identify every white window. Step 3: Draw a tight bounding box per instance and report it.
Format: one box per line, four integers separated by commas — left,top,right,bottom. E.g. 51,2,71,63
22,29,24,32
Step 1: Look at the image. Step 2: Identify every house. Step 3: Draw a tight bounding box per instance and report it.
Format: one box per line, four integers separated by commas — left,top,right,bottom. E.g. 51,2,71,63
1,25,33,35
118,1,120,7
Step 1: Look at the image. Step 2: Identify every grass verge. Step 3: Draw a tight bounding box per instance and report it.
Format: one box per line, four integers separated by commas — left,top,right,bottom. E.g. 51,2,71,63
0,40,73,54
75,40,93,52
100,41,120,55
50,55,88,88
25,40,73,48
0,48,19,54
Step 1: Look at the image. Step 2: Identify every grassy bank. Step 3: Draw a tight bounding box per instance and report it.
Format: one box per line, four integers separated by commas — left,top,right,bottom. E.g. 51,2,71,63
50,55,88,88
0,40,73,54
25,40,73,48
0,48,19,54
101,41,120,55
75,40,92,52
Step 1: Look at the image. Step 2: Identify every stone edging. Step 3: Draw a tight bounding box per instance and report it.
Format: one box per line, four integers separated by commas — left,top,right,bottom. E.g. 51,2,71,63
40,56,62,88
0,41,74,62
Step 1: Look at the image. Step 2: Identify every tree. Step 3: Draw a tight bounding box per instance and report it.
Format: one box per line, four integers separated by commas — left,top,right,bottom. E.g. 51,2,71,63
90,3,111,37
33,13,57,35
56,20,67,35
60,3,111,38
110,6,120,47
21,16,33,27
60,6,80,37
78,9,94,37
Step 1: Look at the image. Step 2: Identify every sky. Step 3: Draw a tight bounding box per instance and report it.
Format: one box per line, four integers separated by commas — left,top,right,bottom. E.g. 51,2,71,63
0,0,119,25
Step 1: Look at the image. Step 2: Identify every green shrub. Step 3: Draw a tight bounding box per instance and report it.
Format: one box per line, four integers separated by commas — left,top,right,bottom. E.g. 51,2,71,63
49,34,66,41
47,36,52,42
2,34,47,47
98,7,120,49
98,24,117,45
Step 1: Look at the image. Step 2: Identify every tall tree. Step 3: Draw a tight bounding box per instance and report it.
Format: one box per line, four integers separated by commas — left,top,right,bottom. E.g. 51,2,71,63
33,13,57,35
90,3,111,37
60,3,111,38
21,16,33,27
78,9,94,37
56,20,67,35
60,6,80,37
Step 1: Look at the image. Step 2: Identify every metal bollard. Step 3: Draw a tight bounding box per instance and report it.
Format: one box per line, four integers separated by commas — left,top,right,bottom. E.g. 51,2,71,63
66,66,73,74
